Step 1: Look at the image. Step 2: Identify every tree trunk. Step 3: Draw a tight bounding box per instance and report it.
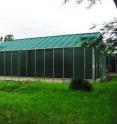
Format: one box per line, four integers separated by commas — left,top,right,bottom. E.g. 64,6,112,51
113,0,117,8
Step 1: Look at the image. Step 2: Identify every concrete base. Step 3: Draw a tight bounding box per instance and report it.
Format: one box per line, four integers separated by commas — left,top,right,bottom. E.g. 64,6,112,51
0,76,107,83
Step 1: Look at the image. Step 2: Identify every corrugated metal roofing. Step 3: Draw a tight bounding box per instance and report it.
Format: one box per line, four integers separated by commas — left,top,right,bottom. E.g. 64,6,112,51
0,32,101,51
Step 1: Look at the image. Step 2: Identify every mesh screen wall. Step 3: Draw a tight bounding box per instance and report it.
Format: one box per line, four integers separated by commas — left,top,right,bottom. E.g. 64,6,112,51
20,51,26,76
0,47,107,80
85,48,92,78
45,49,53,77
36,49,44,77
54,48,63,78
107,55,117,72
0,52,4,76
74,48,84,78
64,48,73,78
5,52,11,76
27,50,35,77
12,51,19,76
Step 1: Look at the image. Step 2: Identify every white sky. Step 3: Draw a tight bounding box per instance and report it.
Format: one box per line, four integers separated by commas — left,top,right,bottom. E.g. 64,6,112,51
0,0,117,39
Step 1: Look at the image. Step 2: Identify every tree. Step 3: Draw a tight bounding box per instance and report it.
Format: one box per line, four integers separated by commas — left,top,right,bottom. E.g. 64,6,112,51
99,18,117,55
64,0,117,55
89,18,117,55
114,0,117,7
4,34,14,41
64,0,117,8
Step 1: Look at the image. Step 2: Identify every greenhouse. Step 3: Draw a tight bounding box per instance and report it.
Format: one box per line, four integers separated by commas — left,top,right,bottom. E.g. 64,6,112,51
0,32,107,82
107,54,117,73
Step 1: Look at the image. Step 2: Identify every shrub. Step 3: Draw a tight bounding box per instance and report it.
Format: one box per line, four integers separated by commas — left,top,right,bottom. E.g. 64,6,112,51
70,77,93,92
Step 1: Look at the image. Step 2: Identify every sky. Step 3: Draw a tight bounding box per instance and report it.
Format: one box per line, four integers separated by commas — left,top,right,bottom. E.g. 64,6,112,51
0,0,117,39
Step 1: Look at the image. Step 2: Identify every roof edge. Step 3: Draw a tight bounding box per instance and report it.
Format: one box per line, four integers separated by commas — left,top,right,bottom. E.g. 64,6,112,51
5,32,101,42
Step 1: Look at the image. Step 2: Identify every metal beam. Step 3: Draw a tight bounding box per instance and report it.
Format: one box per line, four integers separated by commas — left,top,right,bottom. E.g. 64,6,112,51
73,48,75,78
35,49,37,77
11,51,12,80
63,48,64,83
53,48,54,83
18,51,20,81
4,52,5,80
84,48,86,79
92,48,95,82
44,49,45,80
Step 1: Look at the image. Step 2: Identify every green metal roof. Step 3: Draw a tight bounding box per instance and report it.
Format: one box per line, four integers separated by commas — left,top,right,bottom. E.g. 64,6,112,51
0,32,101,51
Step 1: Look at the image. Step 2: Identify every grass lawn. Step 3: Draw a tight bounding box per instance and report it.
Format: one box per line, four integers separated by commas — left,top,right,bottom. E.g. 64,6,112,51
0,78,117,124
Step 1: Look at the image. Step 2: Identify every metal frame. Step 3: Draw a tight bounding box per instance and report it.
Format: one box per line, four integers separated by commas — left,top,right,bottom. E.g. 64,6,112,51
115,55,117,72
63,48,64,83
18,50,20,81
4,51,5,80
0,47,103,82
35,48,37,77
11,51,12,80
53,48,54,83
26,50,28,80
92,48,95,82
44,49,45,80
84,48,86,79
73,48,75,78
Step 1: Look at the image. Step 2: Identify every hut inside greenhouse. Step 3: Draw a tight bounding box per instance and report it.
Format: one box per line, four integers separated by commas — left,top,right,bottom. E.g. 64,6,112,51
0,32,107,82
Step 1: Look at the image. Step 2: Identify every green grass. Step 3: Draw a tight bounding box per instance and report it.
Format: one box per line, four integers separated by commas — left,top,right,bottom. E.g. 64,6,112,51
0,78,116,124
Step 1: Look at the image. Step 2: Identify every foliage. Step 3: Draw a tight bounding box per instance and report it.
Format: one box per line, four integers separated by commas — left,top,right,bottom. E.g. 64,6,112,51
91,18,117,55
4,34,14,41
70,77,93,91
64,0,117,8
0,79,116,124
100,19,117,55
64,0,117,55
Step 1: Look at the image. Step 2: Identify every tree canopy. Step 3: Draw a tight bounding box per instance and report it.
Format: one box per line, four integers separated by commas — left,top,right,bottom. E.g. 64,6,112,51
64,0,117,55
64,0,117,8
4,34,14,41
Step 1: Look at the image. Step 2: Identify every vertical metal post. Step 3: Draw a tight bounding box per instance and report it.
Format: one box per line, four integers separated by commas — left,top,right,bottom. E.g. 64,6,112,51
11,51,12,80
18,51,20,81
53,48,55,83
108,56,110,73
44,49,45,81
26,50,28,80
95,50,97,79
4,51,5,80
63,48,64,83
115,55,117,72
35,48,37,77
84,48,86,79
92,48,95,82
73,47,75,78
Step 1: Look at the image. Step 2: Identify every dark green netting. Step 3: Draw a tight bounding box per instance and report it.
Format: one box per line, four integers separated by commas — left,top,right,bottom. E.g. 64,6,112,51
74,48,84,78
115,55,117,72
5,52,11,76
36,49,44,77
20,51,26,76
64,48,73,78
0,52,4,76
12,51,19,76
98,55,102,77
54,48,63,78
45,49,53,77
108,55,115,72
27,50,35,76
98,55,106,78
85,48,92,78
95,49,100,78
0,46,107,79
